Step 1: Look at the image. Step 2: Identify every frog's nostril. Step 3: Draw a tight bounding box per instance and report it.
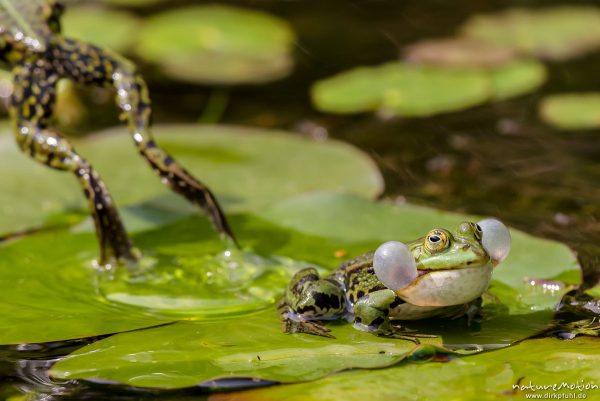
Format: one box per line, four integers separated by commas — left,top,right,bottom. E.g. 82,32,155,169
462,245,470,251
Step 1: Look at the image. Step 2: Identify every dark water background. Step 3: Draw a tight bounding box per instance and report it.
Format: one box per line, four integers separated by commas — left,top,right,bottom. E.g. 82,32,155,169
1,0,599,399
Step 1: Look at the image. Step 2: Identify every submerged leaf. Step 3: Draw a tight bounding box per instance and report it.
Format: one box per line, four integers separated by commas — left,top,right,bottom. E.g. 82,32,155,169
0,124,382,236
135,5,295,84
539,93,600,130
461,6,600,61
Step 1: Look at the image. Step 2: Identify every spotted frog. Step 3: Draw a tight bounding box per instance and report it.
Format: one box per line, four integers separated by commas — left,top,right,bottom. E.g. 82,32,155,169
279,219,511,340
0,1,235,266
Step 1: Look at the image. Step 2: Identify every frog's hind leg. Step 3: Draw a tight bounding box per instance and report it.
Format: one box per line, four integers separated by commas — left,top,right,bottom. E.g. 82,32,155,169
56,40,236,246
10,63,138,265
279,268,345,338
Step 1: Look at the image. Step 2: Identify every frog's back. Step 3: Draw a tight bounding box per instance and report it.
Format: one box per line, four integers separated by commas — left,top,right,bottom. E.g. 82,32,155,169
0,0,54,52
333,251,387,304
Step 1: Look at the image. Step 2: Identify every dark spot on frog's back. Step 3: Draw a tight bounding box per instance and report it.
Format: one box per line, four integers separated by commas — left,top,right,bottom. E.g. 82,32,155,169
370,316,385,327
313,292,341,310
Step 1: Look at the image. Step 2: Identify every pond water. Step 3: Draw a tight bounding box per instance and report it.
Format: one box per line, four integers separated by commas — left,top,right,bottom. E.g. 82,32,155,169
0,0,599,399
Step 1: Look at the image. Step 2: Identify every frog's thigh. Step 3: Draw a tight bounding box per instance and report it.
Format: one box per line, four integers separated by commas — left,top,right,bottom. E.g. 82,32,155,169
353,289,397,333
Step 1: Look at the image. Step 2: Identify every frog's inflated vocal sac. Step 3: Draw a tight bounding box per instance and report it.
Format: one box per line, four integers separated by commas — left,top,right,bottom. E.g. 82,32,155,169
279,219,511,340
0,0,235,265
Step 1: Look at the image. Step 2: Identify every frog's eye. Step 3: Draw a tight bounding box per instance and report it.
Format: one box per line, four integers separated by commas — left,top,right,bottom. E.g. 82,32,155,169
373,241,417,291
425,230,450,253
477,218,511,264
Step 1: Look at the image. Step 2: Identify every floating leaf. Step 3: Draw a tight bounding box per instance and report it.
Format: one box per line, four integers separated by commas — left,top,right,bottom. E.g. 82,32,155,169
404,38,516,68
311,62,490,117
50,310,454,388
489,60,547,100
47,193,579,388
311,61,546,117
101,0,167,7
210,337,600,401
0,124,382,236
135,5,295,84
538,93,600,130
461,6,600,61
61,5,140,52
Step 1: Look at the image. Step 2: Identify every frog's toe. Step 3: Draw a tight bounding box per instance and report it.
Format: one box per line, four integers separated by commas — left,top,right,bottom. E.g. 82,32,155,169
282,318,335,339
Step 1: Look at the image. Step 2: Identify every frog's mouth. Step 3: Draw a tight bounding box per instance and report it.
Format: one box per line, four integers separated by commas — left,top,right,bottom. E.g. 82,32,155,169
396,263,493,307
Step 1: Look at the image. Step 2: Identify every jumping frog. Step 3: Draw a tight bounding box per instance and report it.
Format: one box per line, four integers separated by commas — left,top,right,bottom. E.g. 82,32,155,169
0,0,235,265
279,219,511,340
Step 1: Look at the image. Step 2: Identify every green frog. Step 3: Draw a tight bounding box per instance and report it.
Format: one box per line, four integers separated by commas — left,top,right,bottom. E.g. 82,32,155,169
0,0,235,266
279,219,511,340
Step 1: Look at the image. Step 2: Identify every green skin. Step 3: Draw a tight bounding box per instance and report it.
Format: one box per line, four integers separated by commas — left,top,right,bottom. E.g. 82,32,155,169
0,0,235,266
279,222,491,340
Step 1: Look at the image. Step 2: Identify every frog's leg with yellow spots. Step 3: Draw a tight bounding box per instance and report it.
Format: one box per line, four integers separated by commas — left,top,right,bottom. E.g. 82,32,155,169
10,61,139,265
278,268,346,338
54,39,237,246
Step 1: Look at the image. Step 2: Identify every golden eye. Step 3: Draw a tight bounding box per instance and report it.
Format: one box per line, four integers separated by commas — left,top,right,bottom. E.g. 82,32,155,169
473,223,483,241
425,230,450,252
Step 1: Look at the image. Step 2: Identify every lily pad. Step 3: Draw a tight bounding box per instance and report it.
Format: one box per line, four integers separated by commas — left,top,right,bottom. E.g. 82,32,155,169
405,38,517,68
311,61,546,117
311,62,490,117
102,0,167,7
46,193,579,388
461,6,600,61
489,59,547,100
135,5,296,84
538,93,600,130
50,309,455,388
62,5,140,52
209,337,600,401
0,124,382,236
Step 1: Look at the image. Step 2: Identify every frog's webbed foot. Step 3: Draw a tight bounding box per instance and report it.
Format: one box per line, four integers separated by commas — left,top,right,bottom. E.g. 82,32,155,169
280,314,335,339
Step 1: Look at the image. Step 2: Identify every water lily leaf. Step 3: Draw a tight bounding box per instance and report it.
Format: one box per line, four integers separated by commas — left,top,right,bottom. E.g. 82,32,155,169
135,5,295,84
47,193,579,388
461,6,600,61
62,5,140,52
101,0,167,7
405,38,517,68
210,337,600,401
311,62,490,117
538,93,600,130
489,60,547,100
50,310,456,388
311,61,546,117
0,124,382,236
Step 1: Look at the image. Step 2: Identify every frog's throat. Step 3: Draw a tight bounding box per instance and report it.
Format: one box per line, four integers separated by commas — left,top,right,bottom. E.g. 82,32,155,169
395,263,493,307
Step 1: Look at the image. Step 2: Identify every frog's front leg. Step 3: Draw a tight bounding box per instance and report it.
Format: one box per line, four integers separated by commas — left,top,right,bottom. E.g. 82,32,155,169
279,268,345,338
353,289,397,335
10,63,138,265
353,289,433,343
